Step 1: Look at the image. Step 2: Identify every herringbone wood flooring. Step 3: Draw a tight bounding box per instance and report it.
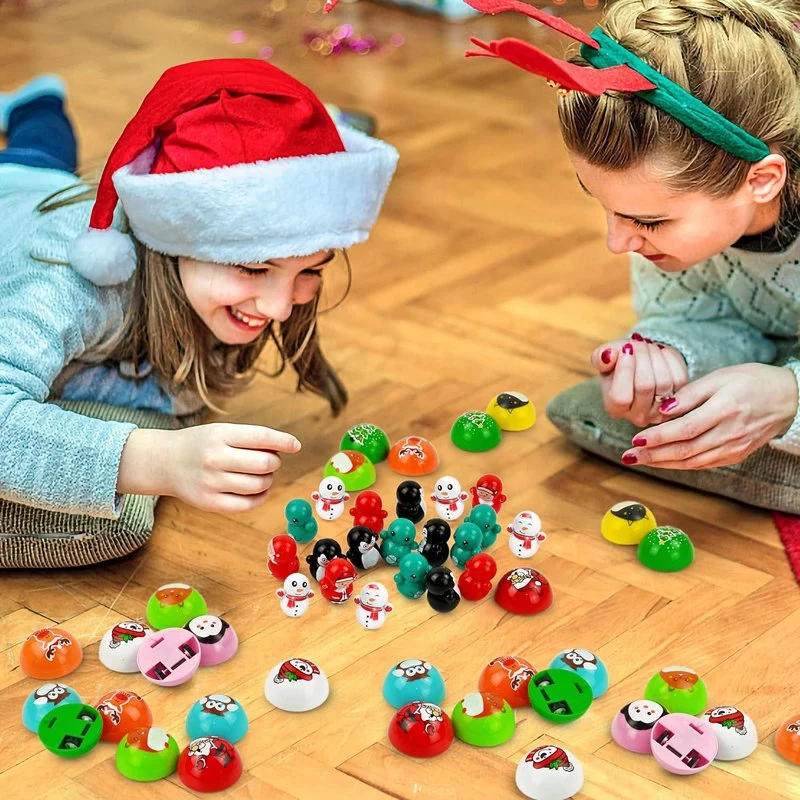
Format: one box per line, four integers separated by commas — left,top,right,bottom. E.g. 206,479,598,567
2,1,799,798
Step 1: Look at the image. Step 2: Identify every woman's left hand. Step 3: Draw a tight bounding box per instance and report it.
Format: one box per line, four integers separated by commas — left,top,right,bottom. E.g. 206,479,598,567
621,363,799,470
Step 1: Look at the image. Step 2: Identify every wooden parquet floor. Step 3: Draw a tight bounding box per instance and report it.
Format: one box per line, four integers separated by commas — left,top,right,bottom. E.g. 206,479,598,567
2,1,800,798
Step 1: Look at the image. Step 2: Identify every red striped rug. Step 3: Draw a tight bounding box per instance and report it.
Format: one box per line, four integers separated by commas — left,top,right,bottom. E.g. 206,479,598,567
773,513,800,583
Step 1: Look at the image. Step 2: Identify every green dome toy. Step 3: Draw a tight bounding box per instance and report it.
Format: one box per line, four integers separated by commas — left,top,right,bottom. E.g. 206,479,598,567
38,703,103,758
340,423,391,464
452,692,516,747
644,666,708,715
450,411,502,452
323,450,376,492
637,526,694,572
146,583,208,630
116,726,180,782
528,669,593,724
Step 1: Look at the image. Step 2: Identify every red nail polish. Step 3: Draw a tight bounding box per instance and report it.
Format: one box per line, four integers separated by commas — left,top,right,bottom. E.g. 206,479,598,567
601,348,612,364
622,453,638,465
657,344,665,350
622,343,633,355
659,397,678,413
645,338,653,344
631,332,644,341
633,436,647,447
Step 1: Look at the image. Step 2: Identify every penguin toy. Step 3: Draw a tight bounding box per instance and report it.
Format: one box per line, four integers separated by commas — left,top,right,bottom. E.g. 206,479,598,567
418,518,451,567
426,566,460,613
396,480,426,524
346,525,382,570
305,538,342,583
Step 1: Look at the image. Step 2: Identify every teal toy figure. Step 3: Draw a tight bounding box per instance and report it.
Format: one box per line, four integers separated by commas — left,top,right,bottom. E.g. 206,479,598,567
340,423,391,464
451,522,484,569
394,552,432,599
285,499,318,544
465,505,502,549
380,519,419,566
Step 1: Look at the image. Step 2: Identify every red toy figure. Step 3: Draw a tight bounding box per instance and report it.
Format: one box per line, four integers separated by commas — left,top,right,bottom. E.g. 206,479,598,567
349,490,388,534
458,553,497,601
318,557,358,604
494,567,553,615
267,535,299,580
469,474,507,513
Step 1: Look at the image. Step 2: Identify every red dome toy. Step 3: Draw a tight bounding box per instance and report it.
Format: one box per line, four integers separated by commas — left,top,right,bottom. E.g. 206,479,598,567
388,702,454,758
178,736,243,792
458,553,497,601
20,627,83,680
267,535,299,580
95,690,153,743
494,568,553,615
349,490,388,534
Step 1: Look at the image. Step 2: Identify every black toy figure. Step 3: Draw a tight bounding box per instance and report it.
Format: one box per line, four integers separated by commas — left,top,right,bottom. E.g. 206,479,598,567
396,480,425,524
419,518,451,567
305,538,342,582
346,525,382,570
426,566,460,613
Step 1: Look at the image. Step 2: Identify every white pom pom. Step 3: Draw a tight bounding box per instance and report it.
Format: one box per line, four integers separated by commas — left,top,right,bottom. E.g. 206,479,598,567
68,228,137,286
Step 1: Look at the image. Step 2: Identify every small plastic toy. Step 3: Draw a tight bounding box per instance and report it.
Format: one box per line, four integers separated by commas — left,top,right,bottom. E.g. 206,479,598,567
20,627,83,680
702,706,757,761
341,423,391,464
601,500,657,545
458,553,497,600
388,435,440,476
396,479,426,523
430,475,468,522
419,518,451,567
178,736,243,792
611,700,667,753
494,567,553,615
38,703,103,758
354,582,393,630
318,557,358,603
478,655,537,709
394,552,432,599
267,534,300,580
22,683,82,733
346,525,383,570
382,659,446,708
99,621,151,673
644,666,708,715
186,694,249,744
451,522,484,569
116,726,180,782
464,504,502,549
306,538,343,582
426,566,460,613
637,526,694,572
507,510,547,558
379,518,418,566
388,702,454,758
264,658,330,712
528,669,593,724
146,583,208,630
450,411,502,452
323,450,376,492
312,477,350,522
452,692,515,747
775,715,800,765
549,648,608,698
185,615,238,667
137,628,201,687
95,690,153,743
469,473,507,513
276,573,314,618
349,490,388,534
516,745,583,800
650,713,718,774
487,391,536,432
284,498,318,543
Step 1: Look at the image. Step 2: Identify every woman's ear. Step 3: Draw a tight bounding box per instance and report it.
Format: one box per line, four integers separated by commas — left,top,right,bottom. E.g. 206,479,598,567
747,153,787,204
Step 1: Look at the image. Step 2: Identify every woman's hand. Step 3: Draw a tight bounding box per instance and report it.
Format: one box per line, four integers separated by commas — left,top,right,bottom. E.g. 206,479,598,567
591,333,690,427
620,363,799,470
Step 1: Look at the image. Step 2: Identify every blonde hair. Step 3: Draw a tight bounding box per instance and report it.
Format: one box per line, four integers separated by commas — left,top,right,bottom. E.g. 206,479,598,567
37,185,349,416
558,0,800,235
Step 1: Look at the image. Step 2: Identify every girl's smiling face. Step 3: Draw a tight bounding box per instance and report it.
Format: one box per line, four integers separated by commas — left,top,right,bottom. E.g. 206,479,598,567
568,153,785,272
178,250,334,344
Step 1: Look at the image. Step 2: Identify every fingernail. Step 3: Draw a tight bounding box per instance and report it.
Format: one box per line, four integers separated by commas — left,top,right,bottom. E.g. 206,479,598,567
659,397,678,413
631,332,644,341
601,348,612,364
632,436,647,447
293,438,302,451
657,344,665,350
622,453,638,465
645,338,653,344
622,343,634,355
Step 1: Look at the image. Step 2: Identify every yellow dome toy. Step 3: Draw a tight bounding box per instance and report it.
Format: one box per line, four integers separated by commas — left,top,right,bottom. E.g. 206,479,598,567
601,501,657,546
486,392,536,432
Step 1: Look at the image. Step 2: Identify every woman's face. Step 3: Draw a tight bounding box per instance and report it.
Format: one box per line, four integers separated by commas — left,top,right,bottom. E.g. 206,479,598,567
178,250,334,344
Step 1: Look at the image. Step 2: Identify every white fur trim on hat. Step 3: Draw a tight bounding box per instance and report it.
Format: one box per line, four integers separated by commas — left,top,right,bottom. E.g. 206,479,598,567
68,227,137,286
112,125,399,263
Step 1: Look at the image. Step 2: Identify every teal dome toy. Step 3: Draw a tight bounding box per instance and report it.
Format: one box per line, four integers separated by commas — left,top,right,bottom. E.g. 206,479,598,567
394,552,432,599
22,683,82,733
548,649,608,699
464,505,502,549
380,519,419,566
451,522,483,569
382,659,446,708
284,499,318,543
340,423,391,464
185,694,249,744
323,450,377,492
450,412,502,452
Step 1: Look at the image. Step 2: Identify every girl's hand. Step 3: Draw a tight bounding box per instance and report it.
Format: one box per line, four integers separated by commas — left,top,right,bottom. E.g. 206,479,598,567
620,363,799,470
590,334,689,427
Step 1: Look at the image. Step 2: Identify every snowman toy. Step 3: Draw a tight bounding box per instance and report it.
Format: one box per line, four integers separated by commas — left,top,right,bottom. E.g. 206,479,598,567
354,582,393,630
276,573,314,618
312,477,350,522
430,476,468,522
507,511,547,558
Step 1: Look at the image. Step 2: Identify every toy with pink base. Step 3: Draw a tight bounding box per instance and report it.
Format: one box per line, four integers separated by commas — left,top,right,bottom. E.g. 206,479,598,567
312,477,349,522
650,714,718,774
507,511,547,558
276,573,314,618
430,476,468,522
349,490,388,534
354,582,393,630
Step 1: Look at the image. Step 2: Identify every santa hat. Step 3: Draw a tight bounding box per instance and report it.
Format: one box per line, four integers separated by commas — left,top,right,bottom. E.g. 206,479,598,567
69,59,399,286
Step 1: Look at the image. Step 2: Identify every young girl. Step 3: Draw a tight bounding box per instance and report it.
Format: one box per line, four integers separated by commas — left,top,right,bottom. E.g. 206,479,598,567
467,0,800,494
0,59,397,522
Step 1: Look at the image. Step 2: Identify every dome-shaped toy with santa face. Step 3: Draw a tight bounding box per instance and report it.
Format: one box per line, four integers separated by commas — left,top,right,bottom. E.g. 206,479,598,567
178,736,243,792
382,659,446,708
494,568,553,615
515,744,583,800
185,615,238,666
22,683,82,733
186,694,249,744
264,658,330,712
548,648,608,698
451,692,515,747
611,699,667,753
644,665,707,715
20,626,83,680
701,706,757,761
478,655,536,709
115,726,180,782
99,621,152,673
388,702,454,758
146,583,208,630
95,690,153,743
